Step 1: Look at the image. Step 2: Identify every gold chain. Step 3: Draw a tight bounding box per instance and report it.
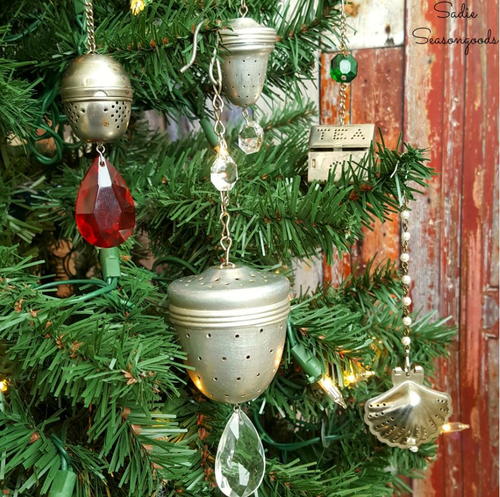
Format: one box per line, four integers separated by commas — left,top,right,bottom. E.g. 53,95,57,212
337,0,349,126
219,192,233,266
209,45,227,149
209,45,234,267
84,0,96,54
338,83,348,126
400,200,412,371
239,0,248,17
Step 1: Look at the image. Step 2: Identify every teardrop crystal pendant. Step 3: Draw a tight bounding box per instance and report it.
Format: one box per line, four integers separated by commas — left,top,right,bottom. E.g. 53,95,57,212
75,156,135,248
211,150,239,191
238,120,264,154
215,408,266,497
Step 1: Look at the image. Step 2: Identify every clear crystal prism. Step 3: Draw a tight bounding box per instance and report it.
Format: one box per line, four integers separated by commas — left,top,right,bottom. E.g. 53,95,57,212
215,408,266,497
238,121,264,154
211,151,238,191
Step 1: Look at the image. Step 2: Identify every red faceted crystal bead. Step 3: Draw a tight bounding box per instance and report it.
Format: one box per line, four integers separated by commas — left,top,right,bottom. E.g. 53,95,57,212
75,156,135,248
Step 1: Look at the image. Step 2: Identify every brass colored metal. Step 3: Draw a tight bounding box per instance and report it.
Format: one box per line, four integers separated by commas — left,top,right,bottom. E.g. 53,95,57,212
364,366,452,450
307,124,375,181
364,201,453,451
60,54,133,142
168,264,290,403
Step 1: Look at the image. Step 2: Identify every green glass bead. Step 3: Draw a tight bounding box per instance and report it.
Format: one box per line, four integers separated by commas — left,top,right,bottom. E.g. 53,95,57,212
330,53,358,83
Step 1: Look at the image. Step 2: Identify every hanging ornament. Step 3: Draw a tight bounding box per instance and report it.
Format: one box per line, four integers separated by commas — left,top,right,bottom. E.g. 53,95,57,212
168,46,290,495
364,202,453,452
168,264,290,403
307,0,374,182
215,407,266,497
238,109,264,155
75,151,135,248
209,46,240,192
219,1,277,154
60,0,135,248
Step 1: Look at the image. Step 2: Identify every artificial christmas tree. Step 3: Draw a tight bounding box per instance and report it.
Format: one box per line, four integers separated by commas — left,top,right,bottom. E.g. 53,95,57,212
0,1,455,496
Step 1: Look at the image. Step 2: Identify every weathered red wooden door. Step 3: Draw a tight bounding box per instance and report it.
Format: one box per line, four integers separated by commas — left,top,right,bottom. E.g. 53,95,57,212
320,1,499,495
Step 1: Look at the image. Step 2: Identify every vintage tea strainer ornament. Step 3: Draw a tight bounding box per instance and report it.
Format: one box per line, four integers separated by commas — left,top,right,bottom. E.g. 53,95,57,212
60,0,135,249
168,61,290,496
364,201,452,451
219,0,278,154
308,0,375,183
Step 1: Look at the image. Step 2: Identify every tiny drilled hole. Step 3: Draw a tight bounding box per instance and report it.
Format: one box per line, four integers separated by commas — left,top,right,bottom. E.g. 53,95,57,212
198,356,202,360
259,328,264,333
207,333,212,338
235,334,240,338
213,377,218,381
186,333,190,338
246,355,250,359
222,356,227,360
256,372,261,376
236,377,241,381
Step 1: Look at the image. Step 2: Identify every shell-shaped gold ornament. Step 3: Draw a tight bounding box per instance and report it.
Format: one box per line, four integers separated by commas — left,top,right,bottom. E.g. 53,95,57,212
364,366,452,450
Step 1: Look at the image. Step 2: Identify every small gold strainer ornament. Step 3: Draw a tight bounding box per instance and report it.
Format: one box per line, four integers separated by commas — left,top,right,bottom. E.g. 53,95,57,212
364,200,452,452
60,1,132,142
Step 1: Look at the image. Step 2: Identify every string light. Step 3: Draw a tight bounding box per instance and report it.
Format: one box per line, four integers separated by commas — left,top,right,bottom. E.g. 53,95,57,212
441,422,470,433
317,375,346,408
288,324,346,408
343,363,375,387
0,379,8,393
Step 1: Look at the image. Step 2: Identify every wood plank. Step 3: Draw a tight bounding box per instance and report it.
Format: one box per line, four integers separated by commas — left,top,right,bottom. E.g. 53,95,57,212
404,1,468,495
405,0,499,495
320,47,403,269
459,0,499,494
349,48,403,267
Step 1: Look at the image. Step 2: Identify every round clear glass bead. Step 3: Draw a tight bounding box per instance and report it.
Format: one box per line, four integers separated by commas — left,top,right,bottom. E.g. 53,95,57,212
211,152,239,191
238,121,264,154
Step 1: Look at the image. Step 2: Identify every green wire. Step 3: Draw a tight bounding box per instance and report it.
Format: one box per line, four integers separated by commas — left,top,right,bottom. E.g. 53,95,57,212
252,410,343,450
37,278,118,306
37,279,109,290
287,321,298,347
152,256,197,275
50,435,71,471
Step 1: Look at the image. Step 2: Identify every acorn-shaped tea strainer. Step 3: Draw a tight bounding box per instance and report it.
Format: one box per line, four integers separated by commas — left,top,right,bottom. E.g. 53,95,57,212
60,0,132,143
61,0,136,250
168,264,290,403
61,54,132,142
219,13,277,155
219,17,277,108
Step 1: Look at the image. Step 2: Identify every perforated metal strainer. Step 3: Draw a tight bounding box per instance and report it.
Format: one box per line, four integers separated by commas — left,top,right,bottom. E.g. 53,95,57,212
219,17,277,108
61,54,133,142
168,264,290,403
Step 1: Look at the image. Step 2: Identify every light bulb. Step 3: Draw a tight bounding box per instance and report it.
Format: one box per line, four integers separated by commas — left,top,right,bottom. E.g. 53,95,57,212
0,379,8,393
317,376,346,408
441,422,470,433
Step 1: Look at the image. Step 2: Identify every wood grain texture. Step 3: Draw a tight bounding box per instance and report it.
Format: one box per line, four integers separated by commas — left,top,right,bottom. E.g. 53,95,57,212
320,47,403,268
320,1,499,495
404,0,499,496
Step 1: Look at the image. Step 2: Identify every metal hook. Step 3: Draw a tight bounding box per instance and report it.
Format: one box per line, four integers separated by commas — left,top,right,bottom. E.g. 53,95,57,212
208,44,223,88
180,21,205,73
